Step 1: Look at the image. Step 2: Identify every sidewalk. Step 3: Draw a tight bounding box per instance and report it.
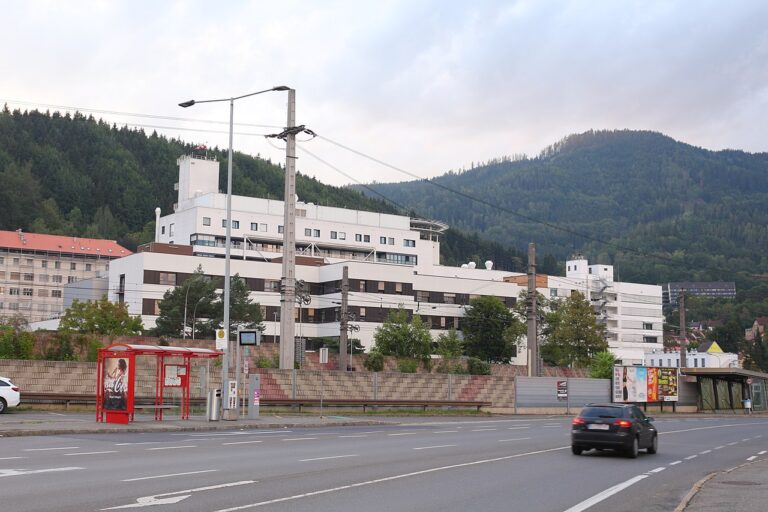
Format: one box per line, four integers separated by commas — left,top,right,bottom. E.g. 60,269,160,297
0,410,392,437
680,457,768,512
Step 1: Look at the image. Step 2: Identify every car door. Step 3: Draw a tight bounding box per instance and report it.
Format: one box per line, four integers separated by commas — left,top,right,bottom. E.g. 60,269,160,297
631,406,651,447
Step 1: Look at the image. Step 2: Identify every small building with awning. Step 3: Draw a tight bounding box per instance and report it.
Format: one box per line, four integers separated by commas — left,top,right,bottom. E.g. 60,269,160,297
681,367,768,412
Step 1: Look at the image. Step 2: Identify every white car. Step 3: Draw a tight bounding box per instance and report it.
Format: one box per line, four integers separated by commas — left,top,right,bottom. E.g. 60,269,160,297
0,376,20,413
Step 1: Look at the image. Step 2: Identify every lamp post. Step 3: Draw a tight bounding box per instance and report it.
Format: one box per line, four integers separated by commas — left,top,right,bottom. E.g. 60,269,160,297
182,283,192,340
191,296,206,340
179,86,289,413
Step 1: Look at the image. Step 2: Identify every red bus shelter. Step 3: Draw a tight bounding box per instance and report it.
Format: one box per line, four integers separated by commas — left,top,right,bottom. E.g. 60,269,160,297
96,344,221,424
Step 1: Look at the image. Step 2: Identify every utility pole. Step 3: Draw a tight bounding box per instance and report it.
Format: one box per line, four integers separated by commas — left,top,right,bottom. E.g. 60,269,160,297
339,266,349,371
527,243,539,377
279,89,297,369
679,289,687,368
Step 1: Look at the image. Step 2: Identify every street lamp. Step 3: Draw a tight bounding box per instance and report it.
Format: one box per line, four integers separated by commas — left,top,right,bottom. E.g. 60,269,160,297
179,86,289,413
191,296,206,340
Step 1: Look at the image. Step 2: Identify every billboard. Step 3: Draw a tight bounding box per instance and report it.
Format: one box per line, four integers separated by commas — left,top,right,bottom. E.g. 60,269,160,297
103,357,130,410
613,366,678,403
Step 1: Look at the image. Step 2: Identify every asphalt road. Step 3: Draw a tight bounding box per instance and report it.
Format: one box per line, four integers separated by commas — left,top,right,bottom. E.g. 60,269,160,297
1,416,767,512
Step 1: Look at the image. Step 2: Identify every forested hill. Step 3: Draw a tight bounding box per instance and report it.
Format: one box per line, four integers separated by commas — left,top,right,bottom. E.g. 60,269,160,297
0,107,533,272
358,130,768,293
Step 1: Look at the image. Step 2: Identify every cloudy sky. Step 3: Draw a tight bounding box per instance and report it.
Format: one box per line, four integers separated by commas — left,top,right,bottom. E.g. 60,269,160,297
2,0,767,186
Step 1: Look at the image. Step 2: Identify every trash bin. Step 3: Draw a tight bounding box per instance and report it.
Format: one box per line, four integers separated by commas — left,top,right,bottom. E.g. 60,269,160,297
743,399,752,415
207,389,221,421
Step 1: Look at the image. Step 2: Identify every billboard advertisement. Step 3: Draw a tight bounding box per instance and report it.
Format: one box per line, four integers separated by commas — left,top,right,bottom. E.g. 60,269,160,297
103,357,130,410
613,366,678,403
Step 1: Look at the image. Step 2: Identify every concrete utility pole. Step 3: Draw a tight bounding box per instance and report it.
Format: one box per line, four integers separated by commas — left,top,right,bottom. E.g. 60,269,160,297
279,89,297,369
679,289,687,369
339,266,349,371
527,243,539,377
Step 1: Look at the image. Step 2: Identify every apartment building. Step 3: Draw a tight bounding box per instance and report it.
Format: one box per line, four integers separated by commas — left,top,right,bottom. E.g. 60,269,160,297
103,154,664,366
662,281,736,306
0,230,130,322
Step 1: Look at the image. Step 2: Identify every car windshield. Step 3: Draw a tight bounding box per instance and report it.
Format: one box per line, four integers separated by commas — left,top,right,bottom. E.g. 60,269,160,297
579,406,624,418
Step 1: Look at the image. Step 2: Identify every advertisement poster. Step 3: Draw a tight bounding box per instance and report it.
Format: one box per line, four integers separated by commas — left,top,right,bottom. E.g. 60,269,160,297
658,368,679,402
164,365,182,387
613,366,679,403
103,357,130,410
647,368,659,402
557,380,568,401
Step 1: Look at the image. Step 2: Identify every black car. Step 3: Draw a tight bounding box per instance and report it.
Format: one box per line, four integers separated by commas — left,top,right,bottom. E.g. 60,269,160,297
571,403,658,458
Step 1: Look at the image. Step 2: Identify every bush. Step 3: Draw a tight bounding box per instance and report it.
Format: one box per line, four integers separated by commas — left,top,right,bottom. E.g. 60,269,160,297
256,355,277,368
397,358,419,373
451,363,469,375
467,357,491,375
364,350,384,372
0,327,34,359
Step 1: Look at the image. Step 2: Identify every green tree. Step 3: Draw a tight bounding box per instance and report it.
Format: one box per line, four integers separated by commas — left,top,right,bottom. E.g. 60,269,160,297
59,296,143,335
0,320,35,359
372,306,432,363
212,274,264,340
462,296,523,363
153,266,217,338
541,291,608,368
743,331,768,372
435,329,463,359
589,351,616,379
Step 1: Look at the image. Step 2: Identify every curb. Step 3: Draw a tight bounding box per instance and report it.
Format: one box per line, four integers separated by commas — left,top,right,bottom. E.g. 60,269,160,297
674,458,763,512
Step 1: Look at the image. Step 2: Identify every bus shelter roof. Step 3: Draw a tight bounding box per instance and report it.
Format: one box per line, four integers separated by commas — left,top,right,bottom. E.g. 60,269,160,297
101,343,221,358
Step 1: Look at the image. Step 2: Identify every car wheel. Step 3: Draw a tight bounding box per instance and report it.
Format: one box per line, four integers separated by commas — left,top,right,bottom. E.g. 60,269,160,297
571,446,583,455
627,436,639,458
0,398,6,414
647,434,658,454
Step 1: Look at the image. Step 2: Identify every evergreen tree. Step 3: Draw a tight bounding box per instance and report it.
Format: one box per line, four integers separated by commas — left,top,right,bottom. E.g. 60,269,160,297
153,266,218,338
372,306,432,364
462,296,523,363
541,291,608,368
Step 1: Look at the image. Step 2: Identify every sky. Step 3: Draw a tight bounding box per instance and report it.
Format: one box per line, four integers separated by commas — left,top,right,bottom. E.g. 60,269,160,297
2,0,767,187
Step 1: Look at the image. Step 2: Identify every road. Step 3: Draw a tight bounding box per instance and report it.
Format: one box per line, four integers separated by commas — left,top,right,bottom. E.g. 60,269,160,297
1,416,766,512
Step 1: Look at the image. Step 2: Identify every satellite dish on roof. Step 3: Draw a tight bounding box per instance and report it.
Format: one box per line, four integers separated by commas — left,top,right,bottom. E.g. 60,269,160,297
468,262,476,269
485,260,493,270
461,264,468,269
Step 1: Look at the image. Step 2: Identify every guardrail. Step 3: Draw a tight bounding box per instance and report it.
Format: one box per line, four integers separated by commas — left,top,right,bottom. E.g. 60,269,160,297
21,393,491,412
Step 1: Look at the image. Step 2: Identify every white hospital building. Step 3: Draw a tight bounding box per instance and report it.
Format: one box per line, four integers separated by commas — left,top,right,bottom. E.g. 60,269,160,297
104,154,663,365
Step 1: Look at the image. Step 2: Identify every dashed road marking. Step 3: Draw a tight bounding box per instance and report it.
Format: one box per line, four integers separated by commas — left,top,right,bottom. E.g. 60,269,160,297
413,444,457,450
146,445,197,451
388,432,417,436
299,454,358,462
499,438,530,442
64,451,118,456
24,446,79,451
670,460,682,465
714,446,725,450
0,456,25,460
122,470,218,482
758,450,767,455
747,456,757,461
338,435,368,438
699,450,712,455
433,430,459,434
222,440,263,446
727,442,738,446
471,428,497,432
648,467,666,473
685,455,697,460
283,438,317,442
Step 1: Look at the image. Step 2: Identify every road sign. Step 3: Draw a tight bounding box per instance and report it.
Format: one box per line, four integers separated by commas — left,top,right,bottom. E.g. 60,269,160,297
557,380,568,400
238,329,261,346
747,378,753,385
215,329,227,350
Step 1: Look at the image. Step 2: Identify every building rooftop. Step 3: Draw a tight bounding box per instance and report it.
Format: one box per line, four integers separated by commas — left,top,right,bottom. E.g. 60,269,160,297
0,230,132,257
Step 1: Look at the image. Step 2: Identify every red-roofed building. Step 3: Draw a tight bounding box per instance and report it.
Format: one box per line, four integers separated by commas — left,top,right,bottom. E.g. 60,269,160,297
0,229,131,323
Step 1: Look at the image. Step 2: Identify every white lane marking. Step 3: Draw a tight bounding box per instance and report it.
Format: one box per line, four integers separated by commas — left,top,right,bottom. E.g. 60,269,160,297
338,435,368,438
283,438,317,442
299,455,359,462
508,426,530,430
0,457,26,460
670,460,682,466
115,442,162,446
433,430,459,434
64,451,119,456
747,456,757,461
561,474,649,512
758,450,767,455
413,444,457,450
0,466,83,478
210,446,569,512
47,412,65,416
388,432,417,436
146,445,197,451
685,455,697,460
23,446,79,451
498,438,531,442
358,431,385,434
648,467,666,473
660,422,768,435
471,428,497,432
727,442,738,446
122,470,219,482
102,480,255,510
222,440,263,446
714,446,725,450
699,450,712,455
742,438,749,442
543,425,562,428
